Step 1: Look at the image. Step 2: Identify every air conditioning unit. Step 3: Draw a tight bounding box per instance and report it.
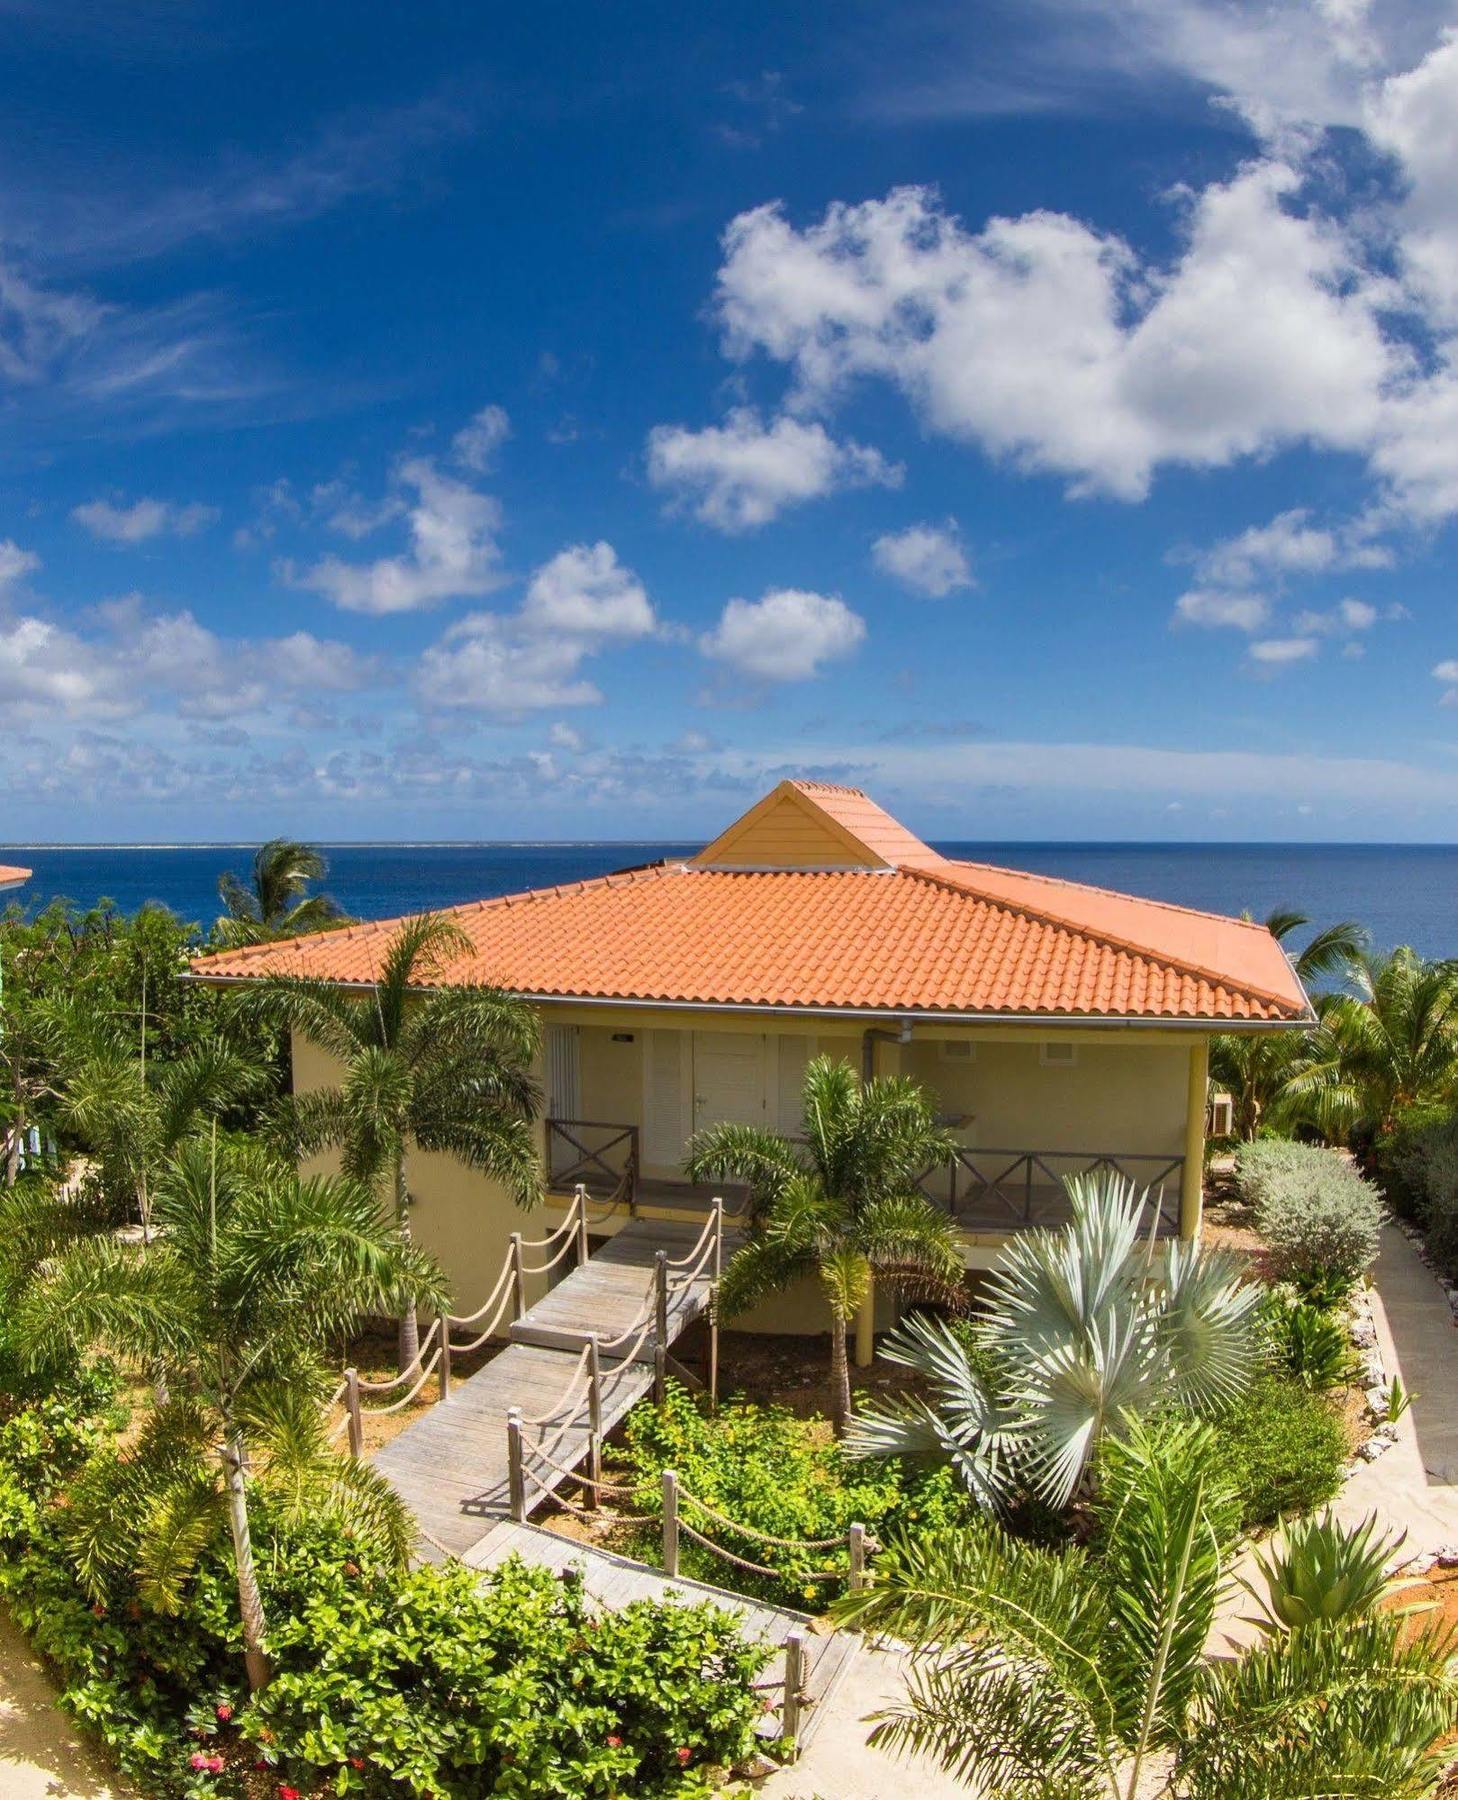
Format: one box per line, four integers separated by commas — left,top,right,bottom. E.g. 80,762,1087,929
1206,1092,1235,1138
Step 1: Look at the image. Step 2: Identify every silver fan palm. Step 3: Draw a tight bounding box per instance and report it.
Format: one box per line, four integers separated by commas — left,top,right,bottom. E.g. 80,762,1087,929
846,1168,1261,1511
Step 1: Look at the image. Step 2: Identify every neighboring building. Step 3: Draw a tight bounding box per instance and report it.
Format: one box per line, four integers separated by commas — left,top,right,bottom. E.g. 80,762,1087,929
191,779,1311,1344
0,865,30,891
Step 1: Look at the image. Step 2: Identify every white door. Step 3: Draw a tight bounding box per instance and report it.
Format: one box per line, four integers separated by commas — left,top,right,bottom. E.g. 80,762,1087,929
692,1031,768,1134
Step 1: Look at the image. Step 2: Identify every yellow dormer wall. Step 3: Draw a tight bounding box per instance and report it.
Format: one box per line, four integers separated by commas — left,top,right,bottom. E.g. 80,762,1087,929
691,780,892,869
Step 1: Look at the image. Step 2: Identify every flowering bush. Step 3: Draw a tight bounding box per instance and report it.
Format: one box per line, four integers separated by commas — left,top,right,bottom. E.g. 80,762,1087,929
0,1384,768,1799
620,1383,973,1609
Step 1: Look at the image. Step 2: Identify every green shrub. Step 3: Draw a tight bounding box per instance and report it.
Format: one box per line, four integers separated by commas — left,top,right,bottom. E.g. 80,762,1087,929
1374,1107,1458,1281
1258,1291,1360,1391
1235,1141,1382,1292
0,1383,769,1798
620,1384,973,1609
250,1534,768,1798
1207,1373,1348,1528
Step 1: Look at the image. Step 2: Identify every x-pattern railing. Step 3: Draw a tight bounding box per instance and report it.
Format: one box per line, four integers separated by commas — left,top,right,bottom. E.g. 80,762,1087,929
915,1146,1183,1232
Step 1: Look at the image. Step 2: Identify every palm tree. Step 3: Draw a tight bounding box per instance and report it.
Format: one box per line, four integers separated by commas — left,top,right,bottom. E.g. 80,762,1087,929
1287,945,1458,1137
0,1136,445,1692
62,1035,268,1235
216,839,349,946
836,1418,1458,1799
1209,910,1365,1139
847,1169,1260,1511
241,914,541,1369
685,1055,964,1432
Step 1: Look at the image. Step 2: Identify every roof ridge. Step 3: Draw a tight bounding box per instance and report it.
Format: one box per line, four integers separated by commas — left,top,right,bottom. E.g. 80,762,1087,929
942,854,1284,936
903,859,1308,1018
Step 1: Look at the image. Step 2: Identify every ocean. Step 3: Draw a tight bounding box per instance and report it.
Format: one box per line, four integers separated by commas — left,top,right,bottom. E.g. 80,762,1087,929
1,841,1454,958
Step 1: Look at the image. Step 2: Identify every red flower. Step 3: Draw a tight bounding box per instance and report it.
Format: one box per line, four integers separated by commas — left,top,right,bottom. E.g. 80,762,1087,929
676,1746,692,1765
189,1753,209,1771
90,1603,107,1619
349,1757,367,1771
215,1703,233,1722
278,1787,301,1800
207,1756,224,1774
606,1734,623,1749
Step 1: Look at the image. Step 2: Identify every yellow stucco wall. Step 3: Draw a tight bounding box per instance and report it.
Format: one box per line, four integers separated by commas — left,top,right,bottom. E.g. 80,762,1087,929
292,1010,1207,1324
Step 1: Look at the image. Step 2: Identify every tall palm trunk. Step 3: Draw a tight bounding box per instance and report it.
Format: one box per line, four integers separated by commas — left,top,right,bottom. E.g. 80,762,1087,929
394,1154,419,1373
221,1434,271,1692
829,1313,852,1436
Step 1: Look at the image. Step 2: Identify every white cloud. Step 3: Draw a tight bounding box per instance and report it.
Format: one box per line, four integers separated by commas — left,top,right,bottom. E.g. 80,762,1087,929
1174,589,1269,631
1292,596,1384,634
0,615,120,713
699,588,866,680
645,407,900,531
1432,659,1458,682
72,496,219,543
1190,507,1391,587
0,540,40,586
548,721,584,752
872,520,973,596
416,614,604,715
287,457,505,614
713,167,1398,503
519,542,656,641
1364,31,1458,323
453,403,511,472
1249,635,1320,665
415,541,656,717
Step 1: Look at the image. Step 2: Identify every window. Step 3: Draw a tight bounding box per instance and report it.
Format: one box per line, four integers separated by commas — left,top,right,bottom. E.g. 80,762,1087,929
938,1039,975,1062
1040,1041,1078,1067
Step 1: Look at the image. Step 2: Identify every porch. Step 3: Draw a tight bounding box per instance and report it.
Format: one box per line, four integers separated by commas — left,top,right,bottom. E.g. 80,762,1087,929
545,1117,1183,1238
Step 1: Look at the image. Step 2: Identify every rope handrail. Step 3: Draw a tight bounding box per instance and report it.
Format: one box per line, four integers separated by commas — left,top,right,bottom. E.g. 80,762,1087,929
518,1342,592,1429
365,1344,444,1415
448,1253,515,1328
675,1515,842,1583
444,1284,517,1357
677,1489,853,1552
665,1206,721,1269
517,1188,586,1252
520,1229,580,1277
354,1317,442,1392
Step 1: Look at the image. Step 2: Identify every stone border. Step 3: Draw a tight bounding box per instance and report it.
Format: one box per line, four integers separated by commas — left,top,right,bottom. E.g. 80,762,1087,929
1391,1214,1458,1324
1346,1282,1400,1468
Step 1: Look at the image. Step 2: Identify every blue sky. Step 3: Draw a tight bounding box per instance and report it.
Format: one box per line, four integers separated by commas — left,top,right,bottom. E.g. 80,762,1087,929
3,0,1458,843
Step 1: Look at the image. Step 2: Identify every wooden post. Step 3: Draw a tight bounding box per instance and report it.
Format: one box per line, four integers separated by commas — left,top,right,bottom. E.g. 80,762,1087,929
848,1521,866,1592
586,1334,603,1510
710,1197,723,1410
575,1182,590,1267
1181,1039,1209,1240
781,1632,806,1750
507,1406,526,1522
661,1468,679,1576
510,1232,527,1320
654,1249,669,1343
437,1314,452,1402
344,1367,363,1459
654,1341,667,1404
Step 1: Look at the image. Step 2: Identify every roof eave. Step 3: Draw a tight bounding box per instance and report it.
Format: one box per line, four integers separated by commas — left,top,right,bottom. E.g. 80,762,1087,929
181,969,1311,1030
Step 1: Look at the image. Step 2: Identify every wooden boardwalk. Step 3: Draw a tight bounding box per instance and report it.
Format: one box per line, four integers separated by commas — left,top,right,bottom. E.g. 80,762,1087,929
468,1520,860,1750
373,1216,727,1559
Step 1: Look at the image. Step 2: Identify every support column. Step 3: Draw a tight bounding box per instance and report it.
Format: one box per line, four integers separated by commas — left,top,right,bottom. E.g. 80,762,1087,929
854,1276,875,1368
1181,1038,1209,1240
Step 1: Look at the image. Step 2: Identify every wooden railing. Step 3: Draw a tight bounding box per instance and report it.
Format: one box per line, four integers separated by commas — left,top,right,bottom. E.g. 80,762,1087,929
915,1147,1183,1233
546,1118,639,1213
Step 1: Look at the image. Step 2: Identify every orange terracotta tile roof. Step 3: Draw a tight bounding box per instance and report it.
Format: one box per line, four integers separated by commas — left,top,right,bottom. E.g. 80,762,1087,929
190,780,1311,1025
0,865,30,890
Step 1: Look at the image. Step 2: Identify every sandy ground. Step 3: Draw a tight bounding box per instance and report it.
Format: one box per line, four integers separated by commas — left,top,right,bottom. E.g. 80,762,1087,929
0,1604,135,1800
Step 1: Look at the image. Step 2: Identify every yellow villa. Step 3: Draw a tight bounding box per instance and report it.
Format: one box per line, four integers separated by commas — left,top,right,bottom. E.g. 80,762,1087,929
191,778,1312,1353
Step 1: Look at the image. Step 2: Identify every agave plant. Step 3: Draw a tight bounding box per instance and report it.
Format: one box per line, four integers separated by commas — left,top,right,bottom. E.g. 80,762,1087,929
846,1168,1262,1511
1245,1509,1404,1633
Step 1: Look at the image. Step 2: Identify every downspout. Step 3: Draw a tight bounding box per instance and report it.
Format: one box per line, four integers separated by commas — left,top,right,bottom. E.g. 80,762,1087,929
861,1021,913,1082
857,1021,914,1369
